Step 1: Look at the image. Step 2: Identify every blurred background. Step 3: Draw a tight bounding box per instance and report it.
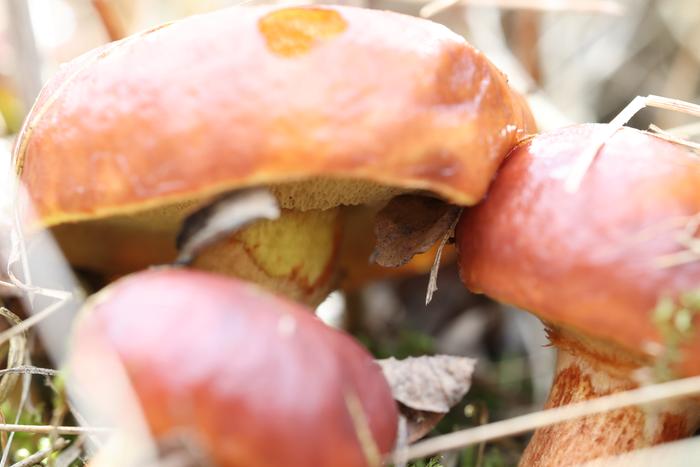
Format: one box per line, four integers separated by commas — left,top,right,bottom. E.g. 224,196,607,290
0,0,698,465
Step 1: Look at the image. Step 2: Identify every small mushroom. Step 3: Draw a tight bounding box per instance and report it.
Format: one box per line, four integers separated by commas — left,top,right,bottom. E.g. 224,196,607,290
14,5,534,305
68,268,398,467
456,124,700,465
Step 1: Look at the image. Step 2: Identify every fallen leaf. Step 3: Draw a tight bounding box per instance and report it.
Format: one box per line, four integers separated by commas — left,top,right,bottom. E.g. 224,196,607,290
175,188,280,265
377,355,476,442
399,410,445,444
371,195,461,268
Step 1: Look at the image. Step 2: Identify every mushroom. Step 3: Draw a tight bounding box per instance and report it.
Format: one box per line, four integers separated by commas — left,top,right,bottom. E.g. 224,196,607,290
455,124,700,465
14,5,534,305
68,268,398,467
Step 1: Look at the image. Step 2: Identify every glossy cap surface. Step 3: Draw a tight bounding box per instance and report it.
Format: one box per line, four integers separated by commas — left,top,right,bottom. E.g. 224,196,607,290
457,124,700,375
16,5,534,226
70,269,398,466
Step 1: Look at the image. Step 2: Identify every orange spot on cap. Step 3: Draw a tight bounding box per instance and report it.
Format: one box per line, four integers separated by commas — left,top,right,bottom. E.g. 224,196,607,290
259,7,347,57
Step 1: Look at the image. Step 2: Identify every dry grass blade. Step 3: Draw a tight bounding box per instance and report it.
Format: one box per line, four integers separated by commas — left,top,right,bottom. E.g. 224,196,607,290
0,365,57,378
648,124,700,150
394,417,409,467
565,95,700,192
419,0,459,18
54,437,85,467
344,391,381,467
91,0,127,41
0,281,20,297
564,95,646,192
9,437,69,467
0,308,25,403
654,213,700,268
665,121,700,138
0,366,32,467
426,212,460,305
656,250,700,268
647,95,700,118
582,436,700,467
5,226,73,301
419,0,625,18
0,279,71,301
0,296,70,348
391,375,700,462
0,423,110,435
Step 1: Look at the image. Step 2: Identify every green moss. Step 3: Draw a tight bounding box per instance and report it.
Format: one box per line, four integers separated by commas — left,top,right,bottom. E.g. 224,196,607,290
362,329,436,359
652,288,700,381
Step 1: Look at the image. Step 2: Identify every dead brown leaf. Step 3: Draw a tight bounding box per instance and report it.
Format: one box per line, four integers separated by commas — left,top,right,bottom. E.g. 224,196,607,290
399,409,445,443
371,195,461,268
378,355,476,442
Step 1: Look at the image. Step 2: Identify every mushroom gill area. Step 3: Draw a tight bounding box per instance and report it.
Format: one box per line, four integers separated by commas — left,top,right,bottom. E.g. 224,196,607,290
519,326,700,466
49,177,448,306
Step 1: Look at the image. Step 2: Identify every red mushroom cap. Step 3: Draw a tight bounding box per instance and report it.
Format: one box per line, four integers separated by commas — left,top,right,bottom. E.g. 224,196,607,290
69,269,398,466
457,124,700,376
16,5,534,227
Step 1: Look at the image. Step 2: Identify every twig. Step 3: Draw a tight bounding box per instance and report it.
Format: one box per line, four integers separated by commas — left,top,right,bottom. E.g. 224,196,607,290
9,438,68,467
391,375,700,462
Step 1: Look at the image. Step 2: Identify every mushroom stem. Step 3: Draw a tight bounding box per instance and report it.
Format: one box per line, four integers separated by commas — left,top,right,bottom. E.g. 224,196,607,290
193,207,342,306
521,346,700,466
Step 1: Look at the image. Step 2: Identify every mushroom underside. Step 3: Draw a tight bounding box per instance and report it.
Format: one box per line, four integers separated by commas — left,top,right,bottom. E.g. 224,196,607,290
50,177,449,305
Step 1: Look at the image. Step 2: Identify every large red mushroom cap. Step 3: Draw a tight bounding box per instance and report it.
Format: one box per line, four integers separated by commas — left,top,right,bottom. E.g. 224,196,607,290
69,269,398,467
16,5,533,225
13,5,534,298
